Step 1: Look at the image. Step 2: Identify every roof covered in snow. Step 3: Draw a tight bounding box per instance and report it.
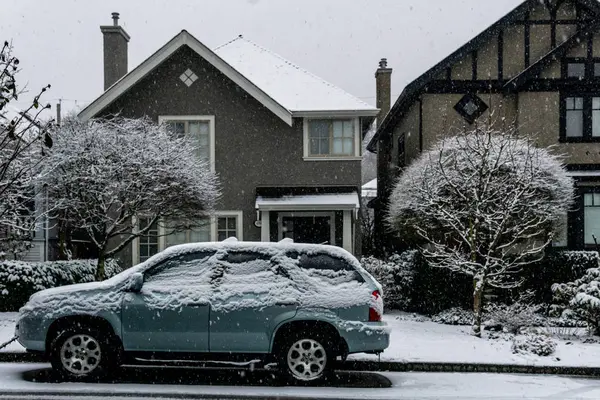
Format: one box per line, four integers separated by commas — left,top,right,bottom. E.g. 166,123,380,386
78,31,378,125
215,36,378,115
362,179,377,198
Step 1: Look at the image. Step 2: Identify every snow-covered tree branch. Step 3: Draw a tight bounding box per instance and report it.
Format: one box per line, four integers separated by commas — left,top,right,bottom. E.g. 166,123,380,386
387,126,574,337
0,41,52,260
37,117,220,279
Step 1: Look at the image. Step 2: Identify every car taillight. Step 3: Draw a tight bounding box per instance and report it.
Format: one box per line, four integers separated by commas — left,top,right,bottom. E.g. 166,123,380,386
369,290,382,322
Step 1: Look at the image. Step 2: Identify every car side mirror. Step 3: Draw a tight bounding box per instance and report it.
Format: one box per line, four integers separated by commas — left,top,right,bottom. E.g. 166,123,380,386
126,272,144,292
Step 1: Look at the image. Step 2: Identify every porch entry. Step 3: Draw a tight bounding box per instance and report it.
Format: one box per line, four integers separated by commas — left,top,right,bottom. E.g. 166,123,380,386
255,190,359,253
279,212,335,245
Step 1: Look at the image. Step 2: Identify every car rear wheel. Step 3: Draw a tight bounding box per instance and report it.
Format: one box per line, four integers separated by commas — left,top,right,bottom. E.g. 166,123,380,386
277,331,335,384
49,326,117,381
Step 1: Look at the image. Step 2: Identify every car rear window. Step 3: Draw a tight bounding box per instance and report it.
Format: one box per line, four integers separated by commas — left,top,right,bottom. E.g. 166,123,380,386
290,253,364,282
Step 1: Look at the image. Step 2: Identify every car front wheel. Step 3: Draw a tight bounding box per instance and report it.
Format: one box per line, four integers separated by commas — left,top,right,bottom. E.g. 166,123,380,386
278,332,335,384
49,326,117,381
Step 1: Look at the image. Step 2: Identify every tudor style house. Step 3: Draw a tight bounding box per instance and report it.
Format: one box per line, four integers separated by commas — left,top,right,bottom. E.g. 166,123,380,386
368,0,600,252
79,14,378,267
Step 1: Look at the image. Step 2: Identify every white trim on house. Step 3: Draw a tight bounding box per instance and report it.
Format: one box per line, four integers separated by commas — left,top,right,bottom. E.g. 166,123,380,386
158,115,216,173
566,171,600,177
277,211,336,246
131,210,244,265
255,193,360,212
78,31,294,126
293,110,379,118
302,117,361,160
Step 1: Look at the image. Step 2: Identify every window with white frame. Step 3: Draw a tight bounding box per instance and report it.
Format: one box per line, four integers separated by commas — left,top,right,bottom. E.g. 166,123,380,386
134,212,242,264
161,117,214,168
217,216,238,241
305,119,358,158
165,219,211,248
138,218,159,262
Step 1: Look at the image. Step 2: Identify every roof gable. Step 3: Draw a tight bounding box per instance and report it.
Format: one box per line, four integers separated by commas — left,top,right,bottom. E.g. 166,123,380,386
79,32,378,125
367,0,600,152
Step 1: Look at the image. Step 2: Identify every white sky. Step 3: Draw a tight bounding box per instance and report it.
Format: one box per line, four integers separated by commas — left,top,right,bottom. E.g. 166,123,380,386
0,0,524,115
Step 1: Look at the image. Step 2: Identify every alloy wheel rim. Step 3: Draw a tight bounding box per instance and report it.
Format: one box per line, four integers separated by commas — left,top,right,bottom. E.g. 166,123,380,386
59,334,101,375
287,338,327,381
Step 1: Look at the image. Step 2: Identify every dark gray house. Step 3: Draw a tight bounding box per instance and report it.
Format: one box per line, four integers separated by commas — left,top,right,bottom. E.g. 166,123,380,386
78,14,378,266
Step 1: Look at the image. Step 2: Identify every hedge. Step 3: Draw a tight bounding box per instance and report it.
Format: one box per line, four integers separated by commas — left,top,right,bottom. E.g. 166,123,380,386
0,259,121,311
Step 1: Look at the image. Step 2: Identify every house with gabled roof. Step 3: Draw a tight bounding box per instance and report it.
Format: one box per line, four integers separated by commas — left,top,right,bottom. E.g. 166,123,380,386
368,0,600,253
79,13,378,267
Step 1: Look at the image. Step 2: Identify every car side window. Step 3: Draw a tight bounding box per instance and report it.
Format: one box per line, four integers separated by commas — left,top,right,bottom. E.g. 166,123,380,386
144,251,215,289
296,253,365,282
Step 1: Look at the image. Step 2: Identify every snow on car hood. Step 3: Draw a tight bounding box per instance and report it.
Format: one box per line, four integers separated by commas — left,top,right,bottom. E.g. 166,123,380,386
19,241,379,319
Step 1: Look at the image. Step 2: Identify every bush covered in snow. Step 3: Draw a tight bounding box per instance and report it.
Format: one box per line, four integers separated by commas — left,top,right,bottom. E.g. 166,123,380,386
524,251,600,304
483,292,546,334
361,251,417,310
0,259,121,311
432,307,473,326
551,267,600,335
511,328,557,357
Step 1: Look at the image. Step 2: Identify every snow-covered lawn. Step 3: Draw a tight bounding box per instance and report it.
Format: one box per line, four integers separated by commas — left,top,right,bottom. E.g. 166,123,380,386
1,363,600,399
4,311,600,368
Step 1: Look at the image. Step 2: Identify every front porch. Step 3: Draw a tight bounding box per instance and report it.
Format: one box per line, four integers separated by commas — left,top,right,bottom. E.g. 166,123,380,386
255,188,359,254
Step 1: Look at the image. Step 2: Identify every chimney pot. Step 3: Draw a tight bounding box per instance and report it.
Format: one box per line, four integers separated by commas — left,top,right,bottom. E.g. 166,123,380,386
379,58,388,69
112,12,120,26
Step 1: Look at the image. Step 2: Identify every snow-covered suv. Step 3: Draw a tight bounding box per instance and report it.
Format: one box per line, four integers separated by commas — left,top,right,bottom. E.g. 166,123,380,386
16,240,389,383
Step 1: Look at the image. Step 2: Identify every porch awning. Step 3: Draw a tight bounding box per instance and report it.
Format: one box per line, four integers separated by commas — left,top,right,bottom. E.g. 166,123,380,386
255,192,360,211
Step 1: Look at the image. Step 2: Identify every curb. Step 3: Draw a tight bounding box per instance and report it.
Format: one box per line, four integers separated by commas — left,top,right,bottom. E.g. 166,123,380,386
343,360,600,376
3,352,600,377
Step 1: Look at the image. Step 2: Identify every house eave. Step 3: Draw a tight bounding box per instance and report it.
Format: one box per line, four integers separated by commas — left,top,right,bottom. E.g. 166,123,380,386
292,109,379,118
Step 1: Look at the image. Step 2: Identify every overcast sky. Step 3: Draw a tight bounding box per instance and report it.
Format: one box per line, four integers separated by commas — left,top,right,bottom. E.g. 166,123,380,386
1,0,524,116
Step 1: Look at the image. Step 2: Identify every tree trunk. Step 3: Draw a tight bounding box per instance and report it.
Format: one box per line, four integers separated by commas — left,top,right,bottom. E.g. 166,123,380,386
95,252,106,281
472,276,485,338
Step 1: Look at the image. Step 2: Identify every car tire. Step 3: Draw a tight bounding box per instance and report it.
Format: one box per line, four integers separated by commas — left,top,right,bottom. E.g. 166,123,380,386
49,325,118,381
277,330,336,385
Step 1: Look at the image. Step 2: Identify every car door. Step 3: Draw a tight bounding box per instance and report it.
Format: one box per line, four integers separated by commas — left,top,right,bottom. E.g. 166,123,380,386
209,251,298,353
121,251,215,353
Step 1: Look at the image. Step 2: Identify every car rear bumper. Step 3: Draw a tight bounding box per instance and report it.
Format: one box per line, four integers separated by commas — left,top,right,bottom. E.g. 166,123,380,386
340,321,390,354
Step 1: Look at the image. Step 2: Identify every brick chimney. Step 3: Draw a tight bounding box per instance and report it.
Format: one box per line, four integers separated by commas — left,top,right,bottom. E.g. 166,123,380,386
375,58,392,125
100,12,130,90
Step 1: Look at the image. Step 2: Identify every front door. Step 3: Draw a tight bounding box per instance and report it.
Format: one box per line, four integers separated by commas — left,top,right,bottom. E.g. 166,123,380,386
209,250,298,353
281,215,333,245
121,252,215,353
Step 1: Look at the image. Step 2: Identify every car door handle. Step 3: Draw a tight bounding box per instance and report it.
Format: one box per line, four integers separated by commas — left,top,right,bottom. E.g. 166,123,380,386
188,302,209,307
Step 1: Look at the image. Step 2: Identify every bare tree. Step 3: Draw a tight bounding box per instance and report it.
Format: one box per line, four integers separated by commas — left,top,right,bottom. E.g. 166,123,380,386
0,41,52,259
387,126,574,337
37,117,220,279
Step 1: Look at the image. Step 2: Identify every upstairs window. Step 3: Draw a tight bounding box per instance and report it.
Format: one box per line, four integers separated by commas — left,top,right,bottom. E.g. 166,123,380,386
160,116,215,171
562,95,600,142
567,62,586,79
304,118,359,159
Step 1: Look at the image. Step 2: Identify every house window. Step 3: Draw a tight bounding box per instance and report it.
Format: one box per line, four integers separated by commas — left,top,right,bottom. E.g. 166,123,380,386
454,94,488,124
160,116,215,170
567,63,586,79
138,218,159,262
305,118,358,158
584,193,600,245
217,216,238,241
565,97,584,138
165,219,211,248
595,63,600,77
561,96,600,141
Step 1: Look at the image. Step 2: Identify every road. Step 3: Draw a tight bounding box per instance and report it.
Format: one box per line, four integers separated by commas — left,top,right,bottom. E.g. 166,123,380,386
2,363,600,399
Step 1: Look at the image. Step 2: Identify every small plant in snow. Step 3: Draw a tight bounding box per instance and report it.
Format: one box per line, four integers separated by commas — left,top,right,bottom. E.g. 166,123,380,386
511,328,557,357
432,307,473,326
551,267,600,335
483,291,545,334
361,250,417,310
37,117,220,280
387,126,574,337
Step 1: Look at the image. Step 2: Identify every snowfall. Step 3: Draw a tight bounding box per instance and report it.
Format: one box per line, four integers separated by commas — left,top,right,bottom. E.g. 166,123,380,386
4,312,600,398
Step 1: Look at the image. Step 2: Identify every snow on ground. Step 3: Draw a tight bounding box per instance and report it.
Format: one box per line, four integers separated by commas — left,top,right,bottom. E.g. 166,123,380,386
4,311,600,368
353,312,600,367
1,363,600,399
